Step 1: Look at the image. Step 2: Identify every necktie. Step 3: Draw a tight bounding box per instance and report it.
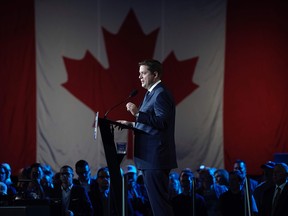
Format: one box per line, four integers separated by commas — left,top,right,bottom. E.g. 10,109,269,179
143,91,150,103
139,91,150,112
272,187,281,215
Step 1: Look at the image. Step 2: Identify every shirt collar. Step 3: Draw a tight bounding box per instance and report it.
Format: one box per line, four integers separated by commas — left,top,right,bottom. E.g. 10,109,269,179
61,184,73,192
79,178,91,185
148,80,161,93
275,180,288,191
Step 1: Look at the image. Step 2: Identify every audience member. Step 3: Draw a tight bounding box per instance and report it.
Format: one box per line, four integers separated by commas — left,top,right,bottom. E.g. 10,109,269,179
168,171,182,200
171,168,208,216
136,171,152,215
0,164,16,198
124,164,152,216
197,168,228,216
259,162,288,216
41,164,55,190
94,166,117,216
253,161,275,210
218,170,258,216
14,166,30,200
74,160,94,191
214,169,229,187
74,160,99,216
1,163,13,186
25,163,46,200
49,165,93,216
233,159,259,192
52,172,62,188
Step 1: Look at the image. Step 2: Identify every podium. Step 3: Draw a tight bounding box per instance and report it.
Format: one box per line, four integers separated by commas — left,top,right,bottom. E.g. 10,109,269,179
97,117,139,216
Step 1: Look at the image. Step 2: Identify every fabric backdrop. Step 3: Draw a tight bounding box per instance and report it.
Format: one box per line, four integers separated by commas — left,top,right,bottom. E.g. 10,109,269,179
1,0,288,176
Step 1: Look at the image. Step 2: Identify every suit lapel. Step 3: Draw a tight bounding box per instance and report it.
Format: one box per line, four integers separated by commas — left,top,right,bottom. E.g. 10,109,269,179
143,91,150,103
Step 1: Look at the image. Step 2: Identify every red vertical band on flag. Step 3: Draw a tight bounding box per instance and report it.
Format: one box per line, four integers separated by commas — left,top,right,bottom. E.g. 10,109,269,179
224,0,288,174
0,1,36,174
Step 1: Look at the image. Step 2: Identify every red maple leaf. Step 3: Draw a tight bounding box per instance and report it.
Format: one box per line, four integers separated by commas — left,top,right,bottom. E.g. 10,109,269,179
62,10,198,120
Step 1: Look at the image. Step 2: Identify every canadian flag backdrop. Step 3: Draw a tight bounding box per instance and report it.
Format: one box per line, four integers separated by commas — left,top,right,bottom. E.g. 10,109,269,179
1,0,288,176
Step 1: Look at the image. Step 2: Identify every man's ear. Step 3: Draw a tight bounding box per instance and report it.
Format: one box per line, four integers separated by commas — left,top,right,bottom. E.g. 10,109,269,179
154,71,159,78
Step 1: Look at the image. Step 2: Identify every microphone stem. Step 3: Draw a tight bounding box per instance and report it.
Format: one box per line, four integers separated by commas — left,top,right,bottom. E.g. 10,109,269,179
104,96,130,118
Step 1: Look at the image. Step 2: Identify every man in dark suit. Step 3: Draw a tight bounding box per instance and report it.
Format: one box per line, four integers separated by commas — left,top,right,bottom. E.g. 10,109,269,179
73,160,99,216
121,59,178,216
259,162,288,216
172,169,208,216
49,165,93,216
233,159,259,192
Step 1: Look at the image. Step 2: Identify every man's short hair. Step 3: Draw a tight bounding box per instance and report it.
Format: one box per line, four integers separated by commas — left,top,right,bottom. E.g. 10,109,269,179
139,59,163,78
75,160,89,169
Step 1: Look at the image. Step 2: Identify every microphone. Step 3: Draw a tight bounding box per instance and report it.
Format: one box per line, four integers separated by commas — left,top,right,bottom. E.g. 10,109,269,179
104,89,138,118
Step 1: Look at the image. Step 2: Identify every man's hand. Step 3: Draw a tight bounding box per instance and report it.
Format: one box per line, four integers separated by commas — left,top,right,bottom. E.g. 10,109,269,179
126,102,139,116
117,120,133,127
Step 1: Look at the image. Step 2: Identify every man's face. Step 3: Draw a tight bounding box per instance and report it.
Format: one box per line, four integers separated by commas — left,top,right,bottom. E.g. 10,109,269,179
233,162,246,177
139,65,157,90
97,170,110,191
125,172,137,186
60,167,74,186
198,172,213,189
169,177,180,192
30,167,43,181
273,165,287,185
76,165,90,182
180,173,193,191
214,172,223,185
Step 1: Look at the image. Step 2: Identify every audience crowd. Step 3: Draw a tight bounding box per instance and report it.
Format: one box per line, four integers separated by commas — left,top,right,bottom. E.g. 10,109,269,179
0,159,287,216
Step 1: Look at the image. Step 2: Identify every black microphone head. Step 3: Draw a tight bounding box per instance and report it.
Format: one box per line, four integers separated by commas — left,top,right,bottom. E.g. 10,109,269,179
129,89,138,97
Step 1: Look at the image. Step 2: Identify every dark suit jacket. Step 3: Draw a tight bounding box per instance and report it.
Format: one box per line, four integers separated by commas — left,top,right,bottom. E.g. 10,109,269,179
259,183,288,216
171,193,208,216
134,82,177,170
49,185,93,216
73,179,101,216
73,178,118,216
